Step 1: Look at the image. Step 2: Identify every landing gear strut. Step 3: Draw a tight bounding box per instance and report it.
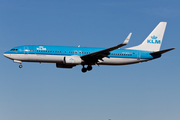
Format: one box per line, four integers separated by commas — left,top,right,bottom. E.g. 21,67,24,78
19,64,23,68
81,65,92,73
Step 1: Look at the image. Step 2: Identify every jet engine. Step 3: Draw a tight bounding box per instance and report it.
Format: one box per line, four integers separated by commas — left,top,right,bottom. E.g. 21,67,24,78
56,56,82,69
63,56,82,65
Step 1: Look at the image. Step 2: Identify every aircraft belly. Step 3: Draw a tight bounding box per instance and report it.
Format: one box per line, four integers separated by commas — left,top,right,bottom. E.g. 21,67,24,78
36,55,64,63
12,54,64,63
100,57,148,65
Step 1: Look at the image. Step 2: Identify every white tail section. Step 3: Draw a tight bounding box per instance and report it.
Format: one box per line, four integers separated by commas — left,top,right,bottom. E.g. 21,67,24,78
127,22,167,51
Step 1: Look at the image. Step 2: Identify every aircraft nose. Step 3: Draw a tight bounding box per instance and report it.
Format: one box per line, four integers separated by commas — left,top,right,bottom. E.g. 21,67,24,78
3,53,7,57
3,53,10,58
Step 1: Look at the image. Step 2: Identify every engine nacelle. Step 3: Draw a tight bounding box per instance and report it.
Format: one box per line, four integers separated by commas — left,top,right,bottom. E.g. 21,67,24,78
63,56,82,65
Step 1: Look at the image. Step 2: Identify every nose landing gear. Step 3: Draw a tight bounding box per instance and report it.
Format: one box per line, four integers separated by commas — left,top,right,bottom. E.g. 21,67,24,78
19,64,23,68
81,65,93,73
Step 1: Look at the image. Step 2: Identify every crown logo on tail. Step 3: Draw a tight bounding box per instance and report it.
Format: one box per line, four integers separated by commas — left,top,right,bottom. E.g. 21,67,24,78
151,35,158,39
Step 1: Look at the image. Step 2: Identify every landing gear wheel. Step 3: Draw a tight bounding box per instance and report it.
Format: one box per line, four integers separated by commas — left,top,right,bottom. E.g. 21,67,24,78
19,65,23,68
87,65,92,71
81,67,87,73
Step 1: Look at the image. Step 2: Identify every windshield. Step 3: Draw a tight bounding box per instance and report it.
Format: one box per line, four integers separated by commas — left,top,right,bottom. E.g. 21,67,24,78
10,49,18,51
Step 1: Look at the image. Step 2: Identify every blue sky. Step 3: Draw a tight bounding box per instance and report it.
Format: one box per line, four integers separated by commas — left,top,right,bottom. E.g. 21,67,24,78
0,0,180,120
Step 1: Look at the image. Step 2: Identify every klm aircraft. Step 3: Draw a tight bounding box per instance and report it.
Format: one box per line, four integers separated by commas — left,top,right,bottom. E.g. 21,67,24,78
3,22,175,73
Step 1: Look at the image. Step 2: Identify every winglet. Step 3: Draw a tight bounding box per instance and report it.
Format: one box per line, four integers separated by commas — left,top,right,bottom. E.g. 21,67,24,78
122,33,132,45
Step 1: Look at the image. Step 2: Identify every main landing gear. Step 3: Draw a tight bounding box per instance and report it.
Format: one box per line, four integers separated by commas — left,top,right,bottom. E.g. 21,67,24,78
81,65,93,73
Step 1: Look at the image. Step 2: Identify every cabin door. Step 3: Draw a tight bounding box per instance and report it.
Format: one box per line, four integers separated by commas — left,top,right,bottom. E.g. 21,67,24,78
137,52,141,59
24,46,29,54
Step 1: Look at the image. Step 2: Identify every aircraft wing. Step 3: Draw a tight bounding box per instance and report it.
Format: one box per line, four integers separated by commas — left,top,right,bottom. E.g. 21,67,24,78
81,33,132,64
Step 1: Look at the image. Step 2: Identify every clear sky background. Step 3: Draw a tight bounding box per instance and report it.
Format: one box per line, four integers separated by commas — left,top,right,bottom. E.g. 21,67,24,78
0,0,180,120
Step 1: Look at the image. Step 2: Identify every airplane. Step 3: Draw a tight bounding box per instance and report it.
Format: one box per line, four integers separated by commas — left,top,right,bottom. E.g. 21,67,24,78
3,22,175,73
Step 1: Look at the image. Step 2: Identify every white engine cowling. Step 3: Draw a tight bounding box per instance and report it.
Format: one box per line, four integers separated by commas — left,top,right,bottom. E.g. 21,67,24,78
64,56,82,65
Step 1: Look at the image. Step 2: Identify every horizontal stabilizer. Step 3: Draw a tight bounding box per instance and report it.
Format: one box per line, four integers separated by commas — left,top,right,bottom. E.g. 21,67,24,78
150,48,175,55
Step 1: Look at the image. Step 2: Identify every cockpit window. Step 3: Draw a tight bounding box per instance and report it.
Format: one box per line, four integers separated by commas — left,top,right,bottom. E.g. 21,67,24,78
11,49,18,51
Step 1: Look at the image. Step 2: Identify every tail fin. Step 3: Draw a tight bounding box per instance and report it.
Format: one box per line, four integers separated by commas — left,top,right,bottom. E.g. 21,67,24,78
127,22,167,51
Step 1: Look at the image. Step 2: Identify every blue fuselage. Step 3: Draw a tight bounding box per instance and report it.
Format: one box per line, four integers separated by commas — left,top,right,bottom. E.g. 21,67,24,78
4,45,160,66
4,45,158,59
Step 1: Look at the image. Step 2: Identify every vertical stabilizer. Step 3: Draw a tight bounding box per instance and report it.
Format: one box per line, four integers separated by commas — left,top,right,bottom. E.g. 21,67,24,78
127,22,167,51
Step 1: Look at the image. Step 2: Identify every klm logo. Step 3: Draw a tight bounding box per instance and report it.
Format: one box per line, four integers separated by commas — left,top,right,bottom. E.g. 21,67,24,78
37,46,46,50
69,58,74,61
147,35,161,44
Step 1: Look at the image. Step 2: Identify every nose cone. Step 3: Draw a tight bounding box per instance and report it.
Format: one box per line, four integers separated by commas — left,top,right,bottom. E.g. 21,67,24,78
3,53,7,57
3,53,11,59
